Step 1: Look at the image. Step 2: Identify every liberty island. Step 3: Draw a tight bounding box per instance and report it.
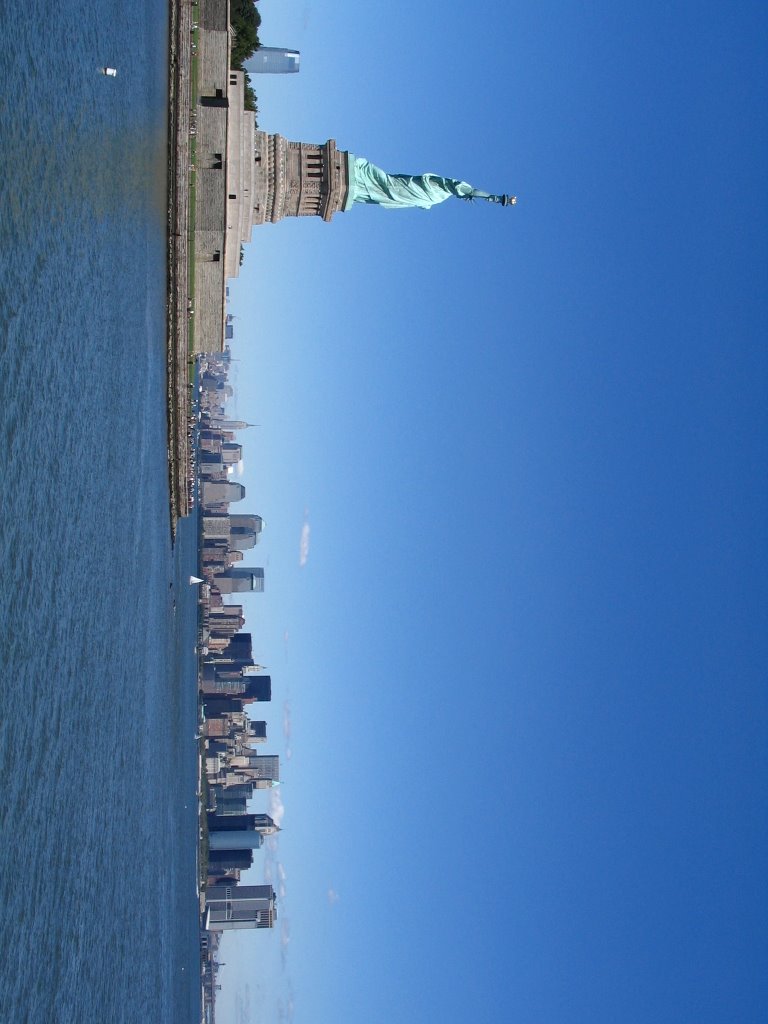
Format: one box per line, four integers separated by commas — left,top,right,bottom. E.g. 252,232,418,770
167,0,515,524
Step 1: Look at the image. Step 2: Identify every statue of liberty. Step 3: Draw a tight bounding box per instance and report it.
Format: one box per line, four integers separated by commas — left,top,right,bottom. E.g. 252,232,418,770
249,131,516,224
345,155,517,211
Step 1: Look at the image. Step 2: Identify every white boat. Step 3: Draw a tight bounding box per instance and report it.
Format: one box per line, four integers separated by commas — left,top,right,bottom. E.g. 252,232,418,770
189,575,204,585
101,67,117,77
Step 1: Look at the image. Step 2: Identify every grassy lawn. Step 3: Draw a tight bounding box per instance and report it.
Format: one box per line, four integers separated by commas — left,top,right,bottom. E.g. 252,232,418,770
187,35,199,360
190,26,200,102
188,141,196,361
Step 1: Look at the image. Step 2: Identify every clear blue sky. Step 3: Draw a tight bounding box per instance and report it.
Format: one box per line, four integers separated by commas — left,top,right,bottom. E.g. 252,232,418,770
216,3,768,1023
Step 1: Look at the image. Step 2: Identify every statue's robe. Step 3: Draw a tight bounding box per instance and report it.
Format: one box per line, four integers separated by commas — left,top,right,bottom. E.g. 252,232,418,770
346,157,475,210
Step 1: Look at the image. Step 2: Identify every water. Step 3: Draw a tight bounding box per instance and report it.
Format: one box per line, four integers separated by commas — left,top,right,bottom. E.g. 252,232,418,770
0,2,201,1020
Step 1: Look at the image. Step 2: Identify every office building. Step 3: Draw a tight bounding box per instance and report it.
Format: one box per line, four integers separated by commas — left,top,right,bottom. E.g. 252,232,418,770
202,481,246,506
215,567,265,594
209,830,264,851
208,420,255,431
245,47,300,74
208,813,278,834
200,673,272,701
229,753,279,782
206,884,276,931
229,514,264,550
208,849,253,872
211,793,248,816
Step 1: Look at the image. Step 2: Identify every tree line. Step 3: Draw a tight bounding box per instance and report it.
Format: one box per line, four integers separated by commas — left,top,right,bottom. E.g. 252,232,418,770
230,0,261,114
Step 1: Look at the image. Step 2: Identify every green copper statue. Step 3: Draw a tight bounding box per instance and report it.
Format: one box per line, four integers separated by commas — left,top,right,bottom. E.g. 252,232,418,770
344,156,517,211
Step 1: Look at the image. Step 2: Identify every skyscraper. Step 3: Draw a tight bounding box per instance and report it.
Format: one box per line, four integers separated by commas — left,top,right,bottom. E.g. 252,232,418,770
229,514,264,550
206,884,276,931
215,567,265,594
207,812,280,851
207,420,255,431
211,792,248,816
208,813,263,832
214,631,253,661
201,481,246,506
200,673,272,702
245,719,267,743
221,442,242,465
245,47,300,74
229,753,279,783
208,849,253,871
209,830,264,851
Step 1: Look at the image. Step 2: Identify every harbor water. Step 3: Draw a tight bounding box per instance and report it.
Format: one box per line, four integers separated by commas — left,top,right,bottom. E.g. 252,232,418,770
0,1,201,1020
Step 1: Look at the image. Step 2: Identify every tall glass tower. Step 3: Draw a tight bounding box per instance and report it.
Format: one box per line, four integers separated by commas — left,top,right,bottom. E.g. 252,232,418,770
245,47,300,74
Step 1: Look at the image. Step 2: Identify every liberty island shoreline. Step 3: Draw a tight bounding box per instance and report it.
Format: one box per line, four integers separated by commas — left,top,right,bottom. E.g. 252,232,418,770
166,0,193,531
164,10,278,1016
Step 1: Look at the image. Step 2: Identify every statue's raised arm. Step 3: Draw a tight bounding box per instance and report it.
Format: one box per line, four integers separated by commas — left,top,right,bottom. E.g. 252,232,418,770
345,156,516,211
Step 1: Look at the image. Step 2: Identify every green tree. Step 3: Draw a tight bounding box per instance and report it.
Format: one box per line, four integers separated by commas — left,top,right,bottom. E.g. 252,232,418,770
230,0,261,66
229,0,261,113
242,73,258,116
